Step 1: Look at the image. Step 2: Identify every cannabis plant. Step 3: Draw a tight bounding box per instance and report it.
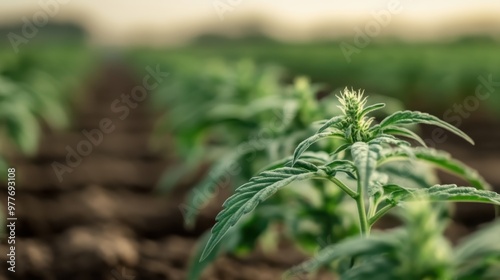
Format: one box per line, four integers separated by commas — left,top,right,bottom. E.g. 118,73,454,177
287,199,500,279
0,71,69,159
178,78,435,279
200,89,499,278
154,59,285,190
0,49,89,179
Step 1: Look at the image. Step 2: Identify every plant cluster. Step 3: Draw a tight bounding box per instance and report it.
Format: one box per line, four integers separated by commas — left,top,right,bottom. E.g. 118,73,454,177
131,41,500,112
146,58,426,278
199,89,500,279
133,53,500,278
0,47,94,179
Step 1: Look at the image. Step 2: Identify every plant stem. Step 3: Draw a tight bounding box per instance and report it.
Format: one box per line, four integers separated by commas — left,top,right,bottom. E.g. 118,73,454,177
355,181,369,236
368,204,395,226
327,177,357,198
367,197,376,218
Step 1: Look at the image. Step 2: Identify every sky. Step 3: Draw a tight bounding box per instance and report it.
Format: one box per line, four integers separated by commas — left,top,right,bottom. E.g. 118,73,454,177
1,1,499,45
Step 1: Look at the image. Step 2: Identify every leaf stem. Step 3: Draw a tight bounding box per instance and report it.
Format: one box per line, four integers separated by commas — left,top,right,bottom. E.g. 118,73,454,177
355,180,369,236
368,204,395,226
327,177,357,198
367,197,377,218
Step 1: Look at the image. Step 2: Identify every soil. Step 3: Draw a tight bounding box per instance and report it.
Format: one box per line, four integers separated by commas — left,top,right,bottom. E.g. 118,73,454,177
0,61,499,280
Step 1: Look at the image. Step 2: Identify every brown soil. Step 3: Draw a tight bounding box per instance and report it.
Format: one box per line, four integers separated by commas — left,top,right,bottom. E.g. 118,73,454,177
0,62,499,280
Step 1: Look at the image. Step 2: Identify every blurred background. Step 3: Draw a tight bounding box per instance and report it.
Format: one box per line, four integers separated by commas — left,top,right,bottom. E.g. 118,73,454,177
0,1,499,279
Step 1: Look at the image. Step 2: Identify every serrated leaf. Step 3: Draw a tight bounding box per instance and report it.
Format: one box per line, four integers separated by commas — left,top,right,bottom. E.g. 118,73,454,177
378,110,474,145
404,184,500,205
316,115,344,133
258,151,330,173
187,229,237,280
369,134,410,147
382,184,414,205
292,130,344,165
379,162,437,189
378,148,491,190
200,167,317,260
351,142,380,195
330,142,351,158
360,103,385,118
382,126,427,147
323,160,357,179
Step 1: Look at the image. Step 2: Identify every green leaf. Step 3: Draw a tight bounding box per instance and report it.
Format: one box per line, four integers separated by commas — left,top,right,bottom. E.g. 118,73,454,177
324,159,357,179
379,148,491,190
379,110,474,145
285,231,399,277
369,134,410,147
27,71,68,129
340,257,398,280
455,220,500,264
330,142,351,158
351,142,381,195
379,162,437,189
382,184,414,205
182,147,256,227
454,221,500,279
292,130,344,165
6,105,40,155
382,126,427,147
316,115,344,133
200,166,317,260
257,151,330,173
187,230,234,280
405,184,500,205
360,103,385,118
414,149,491,190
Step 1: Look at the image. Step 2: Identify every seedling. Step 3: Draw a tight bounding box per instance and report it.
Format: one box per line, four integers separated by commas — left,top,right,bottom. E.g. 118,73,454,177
200,89,500,277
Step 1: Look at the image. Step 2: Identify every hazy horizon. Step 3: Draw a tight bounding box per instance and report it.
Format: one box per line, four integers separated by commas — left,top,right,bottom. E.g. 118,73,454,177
1,1,500,46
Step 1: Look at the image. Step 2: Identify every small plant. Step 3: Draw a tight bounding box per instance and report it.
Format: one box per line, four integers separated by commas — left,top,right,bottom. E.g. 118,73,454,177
0,48,92,180
200,89,500,278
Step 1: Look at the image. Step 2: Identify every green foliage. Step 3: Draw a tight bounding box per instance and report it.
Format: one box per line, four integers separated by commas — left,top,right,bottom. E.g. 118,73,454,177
201,89,499,278
0,45,94,178
150,64,407,277
129,40,500,113
288,200,500,280
201,166,318,260
378,147,491,190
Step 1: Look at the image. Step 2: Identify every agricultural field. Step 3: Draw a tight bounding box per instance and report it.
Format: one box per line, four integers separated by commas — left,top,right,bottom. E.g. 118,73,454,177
129,38,500,114
0,36,499,280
